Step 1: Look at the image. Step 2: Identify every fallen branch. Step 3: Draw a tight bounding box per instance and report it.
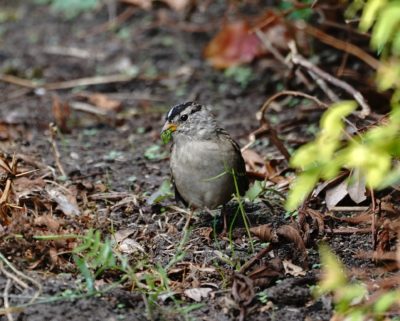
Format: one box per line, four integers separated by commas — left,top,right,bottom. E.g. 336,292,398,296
0,73,135,91
288,41,371,118
303,23,380,70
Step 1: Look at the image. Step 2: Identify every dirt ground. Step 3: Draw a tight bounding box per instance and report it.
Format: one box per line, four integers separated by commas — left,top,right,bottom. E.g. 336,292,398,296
0,1,395,321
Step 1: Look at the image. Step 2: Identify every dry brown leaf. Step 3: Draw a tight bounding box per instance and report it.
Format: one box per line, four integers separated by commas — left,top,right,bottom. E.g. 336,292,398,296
33,215,60,231
248,258,284,280
304,208,325,235
88,93,122,112
162,0,190,11
232,273,255,307
120,0,190,11
49,247,59,266
282,260,306,277
52,95,71,133
242,149,267,177
46,186,80,216
119,0,152,10
13,177,46,200
119,238,145,254
250,224,278,242
184,287,213,302
114,228,136,243
276,225,305,249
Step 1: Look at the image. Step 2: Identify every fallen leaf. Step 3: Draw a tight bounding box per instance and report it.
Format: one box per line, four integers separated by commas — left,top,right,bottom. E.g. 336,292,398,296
52,95,71,133
119,0,152,10
119,238,145,254
88,93,122,112
184,287,213,302
204,21,262,69
47,186,80,216
13,177,46,200
250,224,278,242
33,215,60,231
204,11,292,69
242,149,267,177
161,0,190,11
232,273,255,307
282,260,306,277
114,228,136,243
325,179,348,210
347,168,367,204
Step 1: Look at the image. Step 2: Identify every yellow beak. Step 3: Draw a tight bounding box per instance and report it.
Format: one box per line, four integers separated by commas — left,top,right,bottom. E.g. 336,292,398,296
161,122,177,133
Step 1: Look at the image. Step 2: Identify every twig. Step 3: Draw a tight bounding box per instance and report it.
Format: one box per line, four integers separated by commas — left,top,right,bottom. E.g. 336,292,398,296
43,46,105,60
44,74,134,90
0,252,42,304
48,124,66,178
0,264,29,289
254,28,312,90
370,188,377,249
0,75,37,89
331,206,370,212
302,23,380,70
69,102,108,116
84,7,136,37
239,243,273,274
4,279,14,321
327,227,371,234
288,41,371,118
250,90,328,161
0,73,135,91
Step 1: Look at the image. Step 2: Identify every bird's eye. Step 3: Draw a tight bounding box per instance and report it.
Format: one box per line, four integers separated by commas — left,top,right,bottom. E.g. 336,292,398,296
180,114,188,121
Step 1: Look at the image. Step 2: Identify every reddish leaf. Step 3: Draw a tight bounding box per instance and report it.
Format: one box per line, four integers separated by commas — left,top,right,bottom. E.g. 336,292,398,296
204,11,292,69
204,21,262,69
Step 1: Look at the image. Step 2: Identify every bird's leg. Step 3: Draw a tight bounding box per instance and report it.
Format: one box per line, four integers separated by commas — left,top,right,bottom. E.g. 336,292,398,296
183,208,193,231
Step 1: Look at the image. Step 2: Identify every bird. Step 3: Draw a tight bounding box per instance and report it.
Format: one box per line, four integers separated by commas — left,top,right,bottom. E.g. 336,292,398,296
161,101,249,231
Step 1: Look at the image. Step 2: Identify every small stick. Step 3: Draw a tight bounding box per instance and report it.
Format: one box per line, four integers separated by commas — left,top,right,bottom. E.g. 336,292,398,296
331,206,370,212
0,73,135,91
48,124,66,178
303,24,380,70
4,279,14,321
254,28,312,90
239,243,273,274
288,41,371,118
0,265,29,289
0,252,42,304
328,227,371,234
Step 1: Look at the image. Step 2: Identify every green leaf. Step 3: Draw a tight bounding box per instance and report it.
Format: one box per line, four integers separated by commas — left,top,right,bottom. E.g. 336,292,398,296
374,290,400,314
286,167,320,210
371,4,400,51
245,180,264,202
74,255,95,294
161,128,173,144
147,180,173,205
320,101,357,138
359,0,387,32
315,244,347,295
144,145,168,160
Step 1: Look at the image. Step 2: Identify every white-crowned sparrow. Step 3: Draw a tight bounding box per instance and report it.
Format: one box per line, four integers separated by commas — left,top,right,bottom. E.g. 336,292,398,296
161,102,249,217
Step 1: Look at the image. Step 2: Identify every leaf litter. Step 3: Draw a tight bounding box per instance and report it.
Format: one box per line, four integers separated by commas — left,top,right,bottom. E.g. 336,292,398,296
1,2,400,321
